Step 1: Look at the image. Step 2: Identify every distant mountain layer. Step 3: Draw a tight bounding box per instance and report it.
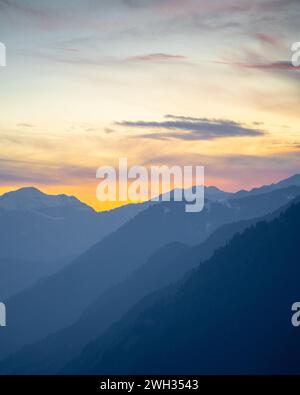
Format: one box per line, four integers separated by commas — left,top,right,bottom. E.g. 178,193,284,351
0,257,69,300
233,173,300,199
0,185,300,364
0,187,150,262
0,187,151,299
64,200,300,375
1,174,299,262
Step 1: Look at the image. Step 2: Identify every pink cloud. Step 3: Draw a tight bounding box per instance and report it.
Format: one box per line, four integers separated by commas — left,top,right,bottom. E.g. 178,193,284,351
254,33,283,48
214,60,300,73
126,53,187,62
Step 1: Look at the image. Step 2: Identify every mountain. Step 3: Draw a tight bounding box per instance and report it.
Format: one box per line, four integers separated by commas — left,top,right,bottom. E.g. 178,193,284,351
0,242,191,374
0,187,151,298
0,187,91,213
233,173,300,199
0,185,299,364
0,187,149,262
0,257,69,300
1,175,298,263
203,185,231,201
2,194,297,374
164,185,231,202
64,199,300,375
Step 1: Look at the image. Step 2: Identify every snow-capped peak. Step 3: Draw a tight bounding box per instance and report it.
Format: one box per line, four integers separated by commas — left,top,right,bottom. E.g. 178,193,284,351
0,187,92,213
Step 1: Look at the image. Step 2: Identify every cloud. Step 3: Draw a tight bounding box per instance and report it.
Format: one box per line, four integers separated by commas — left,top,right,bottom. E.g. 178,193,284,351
126,53,187,62
104,128,115,134
215,21,300,78
0,158,95,186
122,0,250,13
236,60,299,71
0,0,55,21
40,49,187,67
262,0,300,10
121,0,300,15
17,123,35,128
215,60,300,75
122,0,169,7
140,150,300,192
116,115,265,140
53,47,80,53
254,33,282,48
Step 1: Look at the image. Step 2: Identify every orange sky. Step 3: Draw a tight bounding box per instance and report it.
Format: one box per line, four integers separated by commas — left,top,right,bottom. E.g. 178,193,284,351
0,0,299,211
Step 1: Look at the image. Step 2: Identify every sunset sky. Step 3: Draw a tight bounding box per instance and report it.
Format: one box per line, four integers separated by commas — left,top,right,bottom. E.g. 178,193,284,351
0,0,299,210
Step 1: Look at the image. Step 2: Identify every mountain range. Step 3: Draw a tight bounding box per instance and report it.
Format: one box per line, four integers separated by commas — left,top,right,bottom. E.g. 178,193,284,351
0,187,150,298
0,187,150,263
0,174,300,373
2,192,299,374
64,199,300,375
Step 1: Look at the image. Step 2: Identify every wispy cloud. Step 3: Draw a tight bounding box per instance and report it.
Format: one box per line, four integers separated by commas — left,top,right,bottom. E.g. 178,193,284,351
214,60,300,71
218,60,300,71
262,0,300,10
250,61,300,71
116,115,265,140
0,157,95,186
141,150,300,191
254,33,283,48
0,0,57,25
126,53,187,62
104,128,116,134
16,123,35,128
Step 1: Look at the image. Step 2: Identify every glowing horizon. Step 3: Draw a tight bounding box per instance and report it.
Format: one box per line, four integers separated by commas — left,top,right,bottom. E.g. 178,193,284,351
0,0,299,211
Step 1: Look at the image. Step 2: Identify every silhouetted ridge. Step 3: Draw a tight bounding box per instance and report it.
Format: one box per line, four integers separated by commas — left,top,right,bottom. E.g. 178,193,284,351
64,201,300,374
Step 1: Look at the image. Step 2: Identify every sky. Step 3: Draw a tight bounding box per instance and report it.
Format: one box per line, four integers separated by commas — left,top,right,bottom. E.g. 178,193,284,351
0,0,299,210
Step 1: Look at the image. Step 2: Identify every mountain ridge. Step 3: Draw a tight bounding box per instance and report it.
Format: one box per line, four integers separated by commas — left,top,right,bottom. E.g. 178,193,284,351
64,199,300,375
0,187,93,213
1,184,300,363
3,193,299,374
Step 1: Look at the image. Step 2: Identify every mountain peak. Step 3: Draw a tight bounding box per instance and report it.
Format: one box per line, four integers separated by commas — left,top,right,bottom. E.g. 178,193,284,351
0,187,93,213
11,187,45,197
